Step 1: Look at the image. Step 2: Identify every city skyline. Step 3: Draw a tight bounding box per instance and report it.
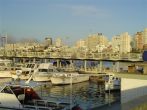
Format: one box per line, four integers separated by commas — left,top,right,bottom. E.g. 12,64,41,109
0,0,147,44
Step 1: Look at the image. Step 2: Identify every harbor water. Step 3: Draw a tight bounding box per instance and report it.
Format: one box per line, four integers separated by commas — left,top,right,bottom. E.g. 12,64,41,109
35,81,120,110
0,79,120,110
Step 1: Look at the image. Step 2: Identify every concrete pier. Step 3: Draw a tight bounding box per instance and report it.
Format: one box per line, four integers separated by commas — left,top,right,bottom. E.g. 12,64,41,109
143,65,147,74
121,78,147,110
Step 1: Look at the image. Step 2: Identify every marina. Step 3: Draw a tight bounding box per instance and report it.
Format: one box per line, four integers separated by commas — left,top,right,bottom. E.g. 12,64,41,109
0,57,123,109
0,0,147,109
0,55,146,110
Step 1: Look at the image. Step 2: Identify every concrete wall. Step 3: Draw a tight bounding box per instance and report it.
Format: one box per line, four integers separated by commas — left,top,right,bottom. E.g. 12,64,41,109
121,78,147,110
143,65,147,74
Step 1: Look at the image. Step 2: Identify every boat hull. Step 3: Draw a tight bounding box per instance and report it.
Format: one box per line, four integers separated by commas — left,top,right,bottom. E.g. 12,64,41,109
51,74,89,85
33,75,51,82
0,71,12,78
0,93,23,109
105,83,120,91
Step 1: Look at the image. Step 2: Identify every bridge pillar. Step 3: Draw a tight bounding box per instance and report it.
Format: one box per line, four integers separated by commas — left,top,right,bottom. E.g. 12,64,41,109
29,58,31,63
112,62,115,72
44,59,47,63
33,58,36,63
22,58,25,63
70,60,73,68
57,59,60,68
59,60,62,68
84,60,87,71
99,61,103,72
116,61,120,72
13,58,16,64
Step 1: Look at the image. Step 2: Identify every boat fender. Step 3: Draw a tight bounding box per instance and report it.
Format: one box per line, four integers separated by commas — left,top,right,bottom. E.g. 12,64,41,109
16,70,22,76
67,74,72,77
18,94,25,101
64,74,68,77
26,88,32,92
10,70,16,75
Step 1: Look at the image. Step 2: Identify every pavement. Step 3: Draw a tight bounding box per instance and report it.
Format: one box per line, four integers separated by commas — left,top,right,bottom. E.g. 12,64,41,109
113,72,147,80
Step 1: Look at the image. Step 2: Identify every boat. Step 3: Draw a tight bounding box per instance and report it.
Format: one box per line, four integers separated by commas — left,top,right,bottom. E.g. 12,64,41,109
0,81,72,110
12,63,39,80
0,59,13,78
0,59,12,70
32,63,55,82
50,72,89,85
0,70,12,78
104,73,121,91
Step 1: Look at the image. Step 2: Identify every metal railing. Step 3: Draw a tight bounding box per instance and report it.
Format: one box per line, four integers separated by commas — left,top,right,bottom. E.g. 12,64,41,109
0,50,143,61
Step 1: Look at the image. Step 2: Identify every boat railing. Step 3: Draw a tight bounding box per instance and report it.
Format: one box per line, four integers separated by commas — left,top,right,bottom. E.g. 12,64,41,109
23,100,52,110
23,99,67,110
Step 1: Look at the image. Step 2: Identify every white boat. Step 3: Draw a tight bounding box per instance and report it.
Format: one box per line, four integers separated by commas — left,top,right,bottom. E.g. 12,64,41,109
104,73,121,91
50,72,89,85
0,59,12,70
12,63,39,80
0,59,13,78
32,63,55,82
0,81,71,110
0,71,12,78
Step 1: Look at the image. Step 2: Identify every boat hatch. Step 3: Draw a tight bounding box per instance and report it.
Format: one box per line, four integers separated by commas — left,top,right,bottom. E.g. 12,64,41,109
48,69,54,72
22,71,30,75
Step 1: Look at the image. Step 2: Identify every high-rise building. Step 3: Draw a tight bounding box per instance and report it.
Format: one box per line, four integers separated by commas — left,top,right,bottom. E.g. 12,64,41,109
1,34,7,47
120,32,132,53
44,37,52,47
55,38,63,47
85,33,108,50
143,28,147,45
112,35,121,52
135,32,143,50
76,39,85,48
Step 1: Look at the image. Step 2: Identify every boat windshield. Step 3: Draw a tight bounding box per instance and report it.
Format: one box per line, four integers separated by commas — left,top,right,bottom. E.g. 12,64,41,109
22,71,30,74
0,63,5,66
38,69,48,72
1,85,41,100
26,64,35,68
1,86,13,94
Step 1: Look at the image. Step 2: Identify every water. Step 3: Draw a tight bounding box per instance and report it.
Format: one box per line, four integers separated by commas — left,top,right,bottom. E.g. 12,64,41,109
74,60,113,69
0,78,11,87
131,103,147,110
35,81,120,110
0,79,120,110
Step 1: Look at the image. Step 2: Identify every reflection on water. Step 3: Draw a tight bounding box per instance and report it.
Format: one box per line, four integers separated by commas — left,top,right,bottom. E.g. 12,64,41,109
36,81,120,109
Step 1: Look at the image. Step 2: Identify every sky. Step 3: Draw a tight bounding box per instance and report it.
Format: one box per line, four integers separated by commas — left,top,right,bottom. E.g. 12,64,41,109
0,0,147,44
